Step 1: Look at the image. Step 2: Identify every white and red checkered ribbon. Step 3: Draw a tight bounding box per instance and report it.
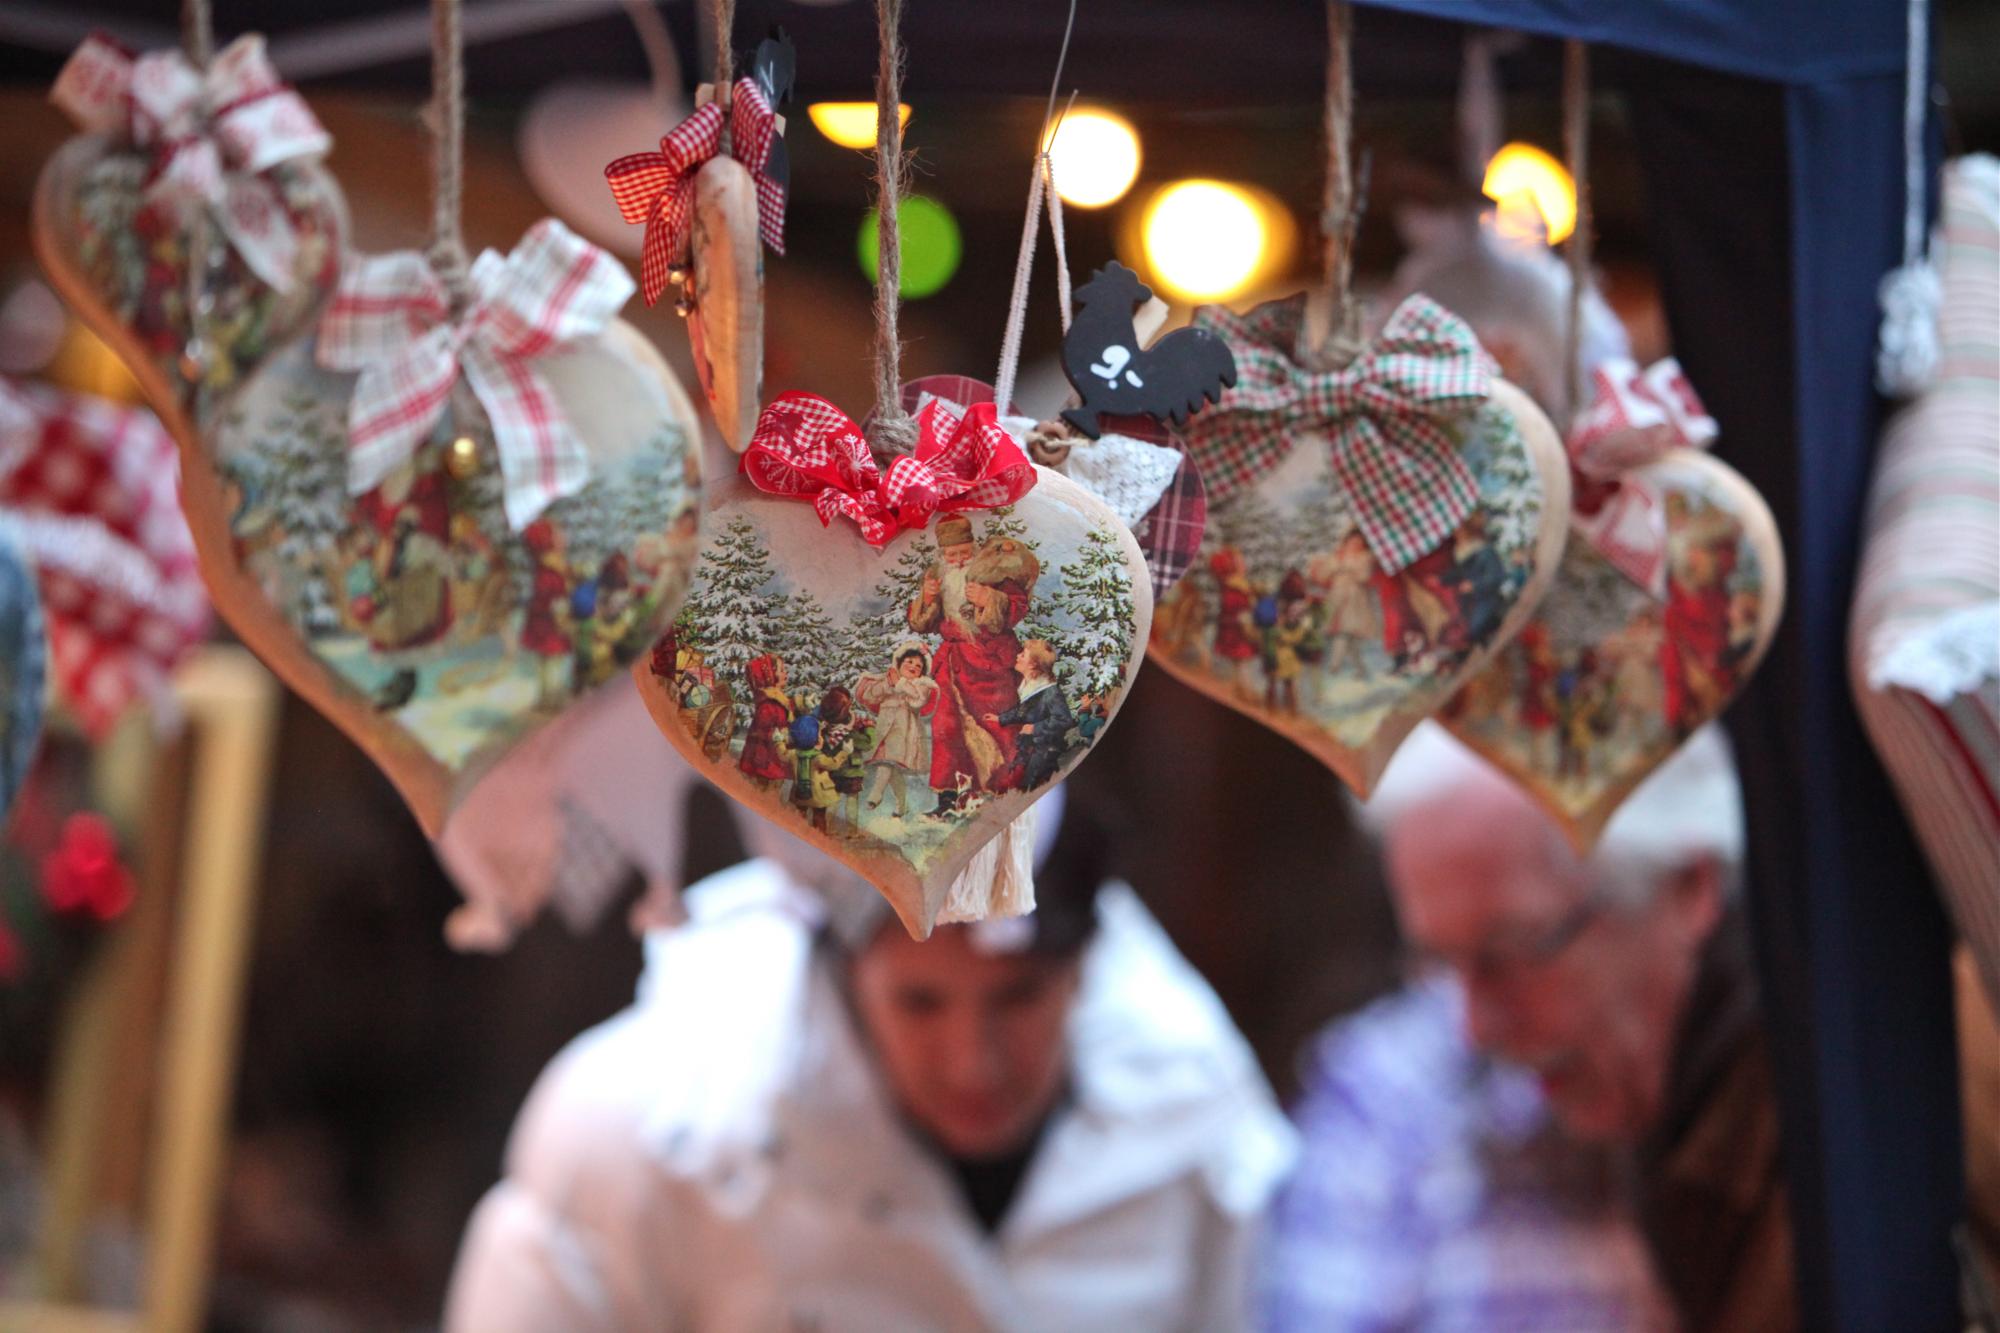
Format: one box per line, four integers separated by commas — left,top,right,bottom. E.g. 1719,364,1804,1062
316,219,635,531
0,378,210,738
1184,295,1492,575
742,392,1037,548
1566,357,1718,597
604,79,786,307
51,33,331,292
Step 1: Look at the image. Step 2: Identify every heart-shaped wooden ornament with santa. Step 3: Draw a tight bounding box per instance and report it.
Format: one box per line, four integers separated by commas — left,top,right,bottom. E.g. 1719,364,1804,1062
33,34,346,444
1151,290,1570,796
635,392,1151,938
188,220,702,834
1442,359,1783,849
605,35,791,451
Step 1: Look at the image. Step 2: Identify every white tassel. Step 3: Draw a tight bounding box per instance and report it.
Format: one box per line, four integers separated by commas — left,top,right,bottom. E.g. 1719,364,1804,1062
935,802,1039,926
1876,258,1943,396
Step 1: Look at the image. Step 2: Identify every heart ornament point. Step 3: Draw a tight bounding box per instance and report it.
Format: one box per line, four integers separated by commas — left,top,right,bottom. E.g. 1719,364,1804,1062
190,315,703,835
637,462,1151,939
1153,291,1571,796
32,36,347,443
1442,449,1783,849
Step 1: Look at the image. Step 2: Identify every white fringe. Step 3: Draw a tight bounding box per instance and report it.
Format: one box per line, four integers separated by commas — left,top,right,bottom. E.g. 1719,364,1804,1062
935,801,1039,926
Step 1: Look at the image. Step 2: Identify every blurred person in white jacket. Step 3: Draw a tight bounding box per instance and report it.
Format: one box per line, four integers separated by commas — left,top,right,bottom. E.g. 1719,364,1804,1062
444,790,1296,1331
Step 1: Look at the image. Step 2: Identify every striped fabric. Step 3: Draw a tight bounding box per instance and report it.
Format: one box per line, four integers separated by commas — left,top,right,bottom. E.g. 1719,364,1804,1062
1850,155,2000,1007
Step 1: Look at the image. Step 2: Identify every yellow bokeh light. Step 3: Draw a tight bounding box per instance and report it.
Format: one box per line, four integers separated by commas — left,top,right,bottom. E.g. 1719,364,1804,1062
1043,108,1141,209
1140,180,1270,303
1482,141,1576,245
808,102,913,150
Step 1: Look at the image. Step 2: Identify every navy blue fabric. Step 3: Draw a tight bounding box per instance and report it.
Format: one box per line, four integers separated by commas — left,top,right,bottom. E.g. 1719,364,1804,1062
1354,0,1906,85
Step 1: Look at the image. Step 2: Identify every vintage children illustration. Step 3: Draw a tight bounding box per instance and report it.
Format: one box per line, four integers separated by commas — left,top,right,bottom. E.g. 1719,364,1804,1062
649,488,1146,888
1152,395,1551,757
1444,455,1778,834
203,335,700,778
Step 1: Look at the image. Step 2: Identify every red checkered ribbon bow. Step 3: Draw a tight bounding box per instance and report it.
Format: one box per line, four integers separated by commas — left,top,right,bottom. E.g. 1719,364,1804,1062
316,219,635,530
1566,357,1717,596
51,33,331,292
604,80,786,307
1182,294,1491,575
742,393,1038,548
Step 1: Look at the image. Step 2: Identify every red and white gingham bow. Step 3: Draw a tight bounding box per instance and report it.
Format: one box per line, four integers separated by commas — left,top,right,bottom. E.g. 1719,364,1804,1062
604,79,786,307
1566,357,1718,596
742,392,1038,548
316,219,635,530
51,33,331,292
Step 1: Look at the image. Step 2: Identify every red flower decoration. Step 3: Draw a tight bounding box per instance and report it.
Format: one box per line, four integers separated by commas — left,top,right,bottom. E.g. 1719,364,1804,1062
41,813,136,923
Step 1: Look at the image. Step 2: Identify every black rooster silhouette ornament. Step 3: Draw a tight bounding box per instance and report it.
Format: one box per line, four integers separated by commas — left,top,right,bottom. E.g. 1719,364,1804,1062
1059,262,1237,438
750,31,795,195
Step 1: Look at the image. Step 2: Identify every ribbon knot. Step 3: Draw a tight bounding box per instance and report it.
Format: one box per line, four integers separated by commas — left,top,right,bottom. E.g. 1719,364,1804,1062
742,393,1038,548
1565,357,1717,596
315,219,635,530
604,79,786,307
1181,294,1491,575
52,33,331,292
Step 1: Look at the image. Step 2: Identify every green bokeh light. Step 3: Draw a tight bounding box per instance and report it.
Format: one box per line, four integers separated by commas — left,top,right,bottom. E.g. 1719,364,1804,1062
857,195,962,299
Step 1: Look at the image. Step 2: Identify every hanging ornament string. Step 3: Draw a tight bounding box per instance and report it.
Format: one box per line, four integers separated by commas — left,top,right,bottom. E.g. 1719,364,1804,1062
429,0,471,310
1311,0,1364,368
1875,0,1938,395
708,0,735,154
1562,38,1591,429
180,0,216,382
992,0,1079,416
183,0,213,70
867,0,920,459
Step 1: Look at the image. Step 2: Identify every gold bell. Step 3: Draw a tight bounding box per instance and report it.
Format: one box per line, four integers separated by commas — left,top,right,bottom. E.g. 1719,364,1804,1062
445,434,480,480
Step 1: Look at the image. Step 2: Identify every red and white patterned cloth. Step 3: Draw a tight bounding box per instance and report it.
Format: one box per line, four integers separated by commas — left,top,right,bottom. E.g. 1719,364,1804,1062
0,378,209,737
51,32,331,291
1566,357,1718,598
604,78,786,307
742,391,1037,548
316,218,634,530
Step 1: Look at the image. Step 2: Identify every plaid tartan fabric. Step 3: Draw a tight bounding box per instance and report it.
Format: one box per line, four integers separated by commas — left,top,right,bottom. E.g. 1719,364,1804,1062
1132,452,1208,600
0,380,209,738
742,391,1037,548
1181,293,1491,575
317,218,634,531
604,78,786,307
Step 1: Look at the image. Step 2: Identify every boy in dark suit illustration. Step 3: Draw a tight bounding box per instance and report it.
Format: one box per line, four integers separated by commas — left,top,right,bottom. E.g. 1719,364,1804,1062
985,640,1077,792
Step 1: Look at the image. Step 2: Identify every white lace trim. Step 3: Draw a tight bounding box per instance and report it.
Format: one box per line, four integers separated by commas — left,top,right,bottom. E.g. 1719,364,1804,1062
998,413,1180,527
1871,602,2000,702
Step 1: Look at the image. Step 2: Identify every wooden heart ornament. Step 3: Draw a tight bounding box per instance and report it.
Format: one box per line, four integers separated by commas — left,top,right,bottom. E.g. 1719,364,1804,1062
635,393,1152,937
33,34,346,443
187,221,702,835
1151,293,1570,796
605,36,791,451
1442,369,1784,848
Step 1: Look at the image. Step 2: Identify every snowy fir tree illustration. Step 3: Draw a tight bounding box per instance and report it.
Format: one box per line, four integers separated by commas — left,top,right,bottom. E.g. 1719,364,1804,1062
245,389,350,634
1211,488,1293,585
1464,405,1544,553
846,534,937,677
1286,480,1353,564
978,505,1060,644
677,515,788,727
1044,526,1137,698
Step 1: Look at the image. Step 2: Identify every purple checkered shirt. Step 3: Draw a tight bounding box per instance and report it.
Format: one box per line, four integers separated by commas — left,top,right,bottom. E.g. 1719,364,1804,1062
1264,978,1677,1332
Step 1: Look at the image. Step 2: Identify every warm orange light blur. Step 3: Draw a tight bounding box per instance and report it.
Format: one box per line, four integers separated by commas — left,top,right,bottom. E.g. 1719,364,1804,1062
808,102,913,149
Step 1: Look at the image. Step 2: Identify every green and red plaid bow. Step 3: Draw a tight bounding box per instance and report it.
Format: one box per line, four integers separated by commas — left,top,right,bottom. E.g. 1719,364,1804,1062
1181,294,1492,575
742,392,1036,548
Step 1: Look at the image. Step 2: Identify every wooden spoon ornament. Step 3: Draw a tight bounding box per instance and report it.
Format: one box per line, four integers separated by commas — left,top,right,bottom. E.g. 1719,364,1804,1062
635,392,1151,938
1153,292,1571,796
33,32,346,446
190,220,703,835
1441,359,1783,848
605,31,792,450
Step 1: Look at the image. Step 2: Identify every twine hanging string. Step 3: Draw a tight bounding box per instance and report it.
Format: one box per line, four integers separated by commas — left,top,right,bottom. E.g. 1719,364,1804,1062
429,0,472,311
1561,38,1592,430
178,0,217,382
183,0,213,70
867,0,919,459
709,0,735,155
1309,0,1367,369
